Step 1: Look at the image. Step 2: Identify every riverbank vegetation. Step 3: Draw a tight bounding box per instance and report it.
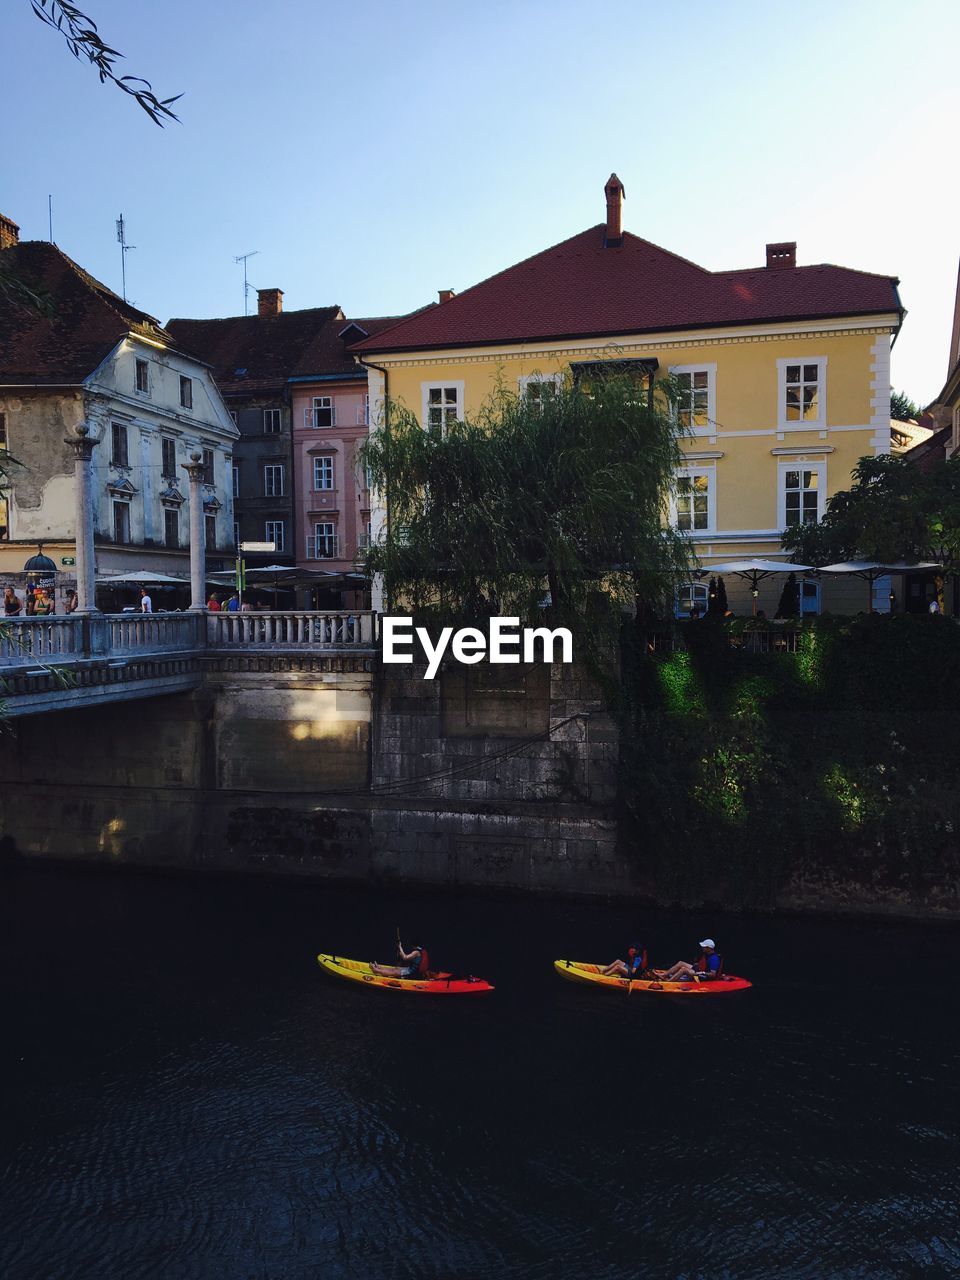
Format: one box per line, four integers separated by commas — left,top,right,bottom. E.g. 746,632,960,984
622,613,960,910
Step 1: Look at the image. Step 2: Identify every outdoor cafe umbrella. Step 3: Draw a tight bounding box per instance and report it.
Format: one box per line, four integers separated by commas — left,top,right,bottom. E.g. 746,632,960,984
704,559,813,615
818,560,942,613
97,570,190,585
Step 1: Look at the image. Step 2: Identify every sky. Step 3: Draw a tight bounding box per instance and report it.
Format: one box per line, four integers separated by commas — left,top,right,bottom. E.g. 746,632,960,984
2,0,959,404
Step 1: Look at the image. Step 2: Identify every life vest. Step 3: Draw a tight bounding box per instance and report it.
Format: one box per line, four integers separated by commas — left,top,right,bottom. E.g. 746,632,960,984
413,947,429,977
627,946,648,974
697,951,723,977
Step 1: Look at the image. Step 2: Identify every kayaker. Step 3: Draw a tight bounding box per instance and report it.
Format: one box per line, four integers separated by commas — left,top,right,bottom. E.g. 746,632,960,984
664,939,722,982
371,941,430,980
601,943,648,978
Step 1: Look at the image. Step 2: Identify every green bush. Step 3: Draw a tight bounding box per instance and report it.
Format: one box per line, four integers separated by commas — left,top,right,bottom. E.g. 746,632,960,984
620,615,960,908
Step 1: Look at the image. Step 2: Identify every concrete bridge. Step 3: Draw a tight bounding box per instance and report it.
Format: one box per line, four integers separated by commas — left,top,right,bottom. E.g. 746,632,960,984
0,611,379,717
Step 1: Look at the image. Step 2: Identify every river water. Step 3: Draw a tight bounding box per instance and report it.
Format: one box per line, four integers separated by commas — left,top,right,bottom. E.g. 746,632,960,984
1,865,958,1280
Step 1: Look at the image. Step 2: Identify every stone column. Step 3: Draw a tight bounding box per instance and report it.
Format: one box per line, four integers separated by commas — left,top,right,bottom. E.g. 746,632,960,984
65,424,98,613
183,451,206,612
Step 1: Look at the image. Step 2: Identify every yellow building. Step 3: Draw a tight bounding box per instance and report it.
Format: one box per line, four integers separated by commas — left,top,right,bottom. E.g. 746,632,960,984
353,176,903,616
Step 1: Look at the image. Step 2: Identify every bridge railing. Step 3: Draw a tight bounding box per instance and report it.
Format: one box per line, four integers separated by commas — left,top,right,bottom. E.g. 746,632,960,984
207,610,378,648
0,610,380,667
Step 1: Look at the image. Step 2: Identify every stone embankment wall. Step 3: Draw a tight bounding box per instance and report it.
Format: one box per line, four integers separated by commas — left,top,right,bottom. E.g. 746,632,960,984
0,658,627,897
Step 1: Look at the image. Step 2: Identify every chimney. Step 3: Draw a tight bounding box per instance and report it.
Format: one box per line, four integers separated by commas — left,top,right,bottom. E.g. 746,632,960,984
438,289,455,304
766,242,796,269
604,173,625,247
0,212,20,251
257,287,283,317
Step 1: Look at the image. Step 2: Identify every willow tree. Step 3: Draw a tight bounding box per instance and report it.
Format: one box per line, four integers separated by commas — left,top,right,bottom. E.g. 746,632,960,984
360,371,694,677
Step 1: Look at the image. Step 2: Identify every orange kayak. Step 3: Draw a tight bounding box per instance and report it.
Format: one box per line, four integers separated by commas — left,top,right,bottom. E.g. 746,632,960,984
318,954,494,994
554,959,752,994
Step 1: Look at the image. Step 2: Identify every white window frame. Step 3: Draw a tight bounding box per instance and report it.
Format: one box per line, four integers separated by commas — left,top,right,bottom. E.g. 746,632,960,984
263,408,282,433
179,375,193,410
164,507,179,549
675,582,710,619
421,381,464,433
232,464,240,499
263,464,284,497
799,578,821,617
135,358,150,397
313,521,336,558
112,500,131,545
778,460,826,531
777,357,827,430
668,363,716,435
265,520,285,553
518,372,563,407
312,396,335,428
671,466,715,535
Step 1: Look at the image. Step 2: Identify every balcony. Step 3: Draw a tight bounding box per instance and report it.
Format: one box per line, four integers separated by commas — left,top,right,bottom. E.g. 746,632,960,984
306,534,340,559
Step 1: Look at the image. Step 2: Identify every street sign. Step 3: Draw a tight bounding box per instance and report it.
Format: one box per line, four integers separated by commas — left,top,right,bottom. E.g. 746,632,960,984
240,541,276,553
60,556,76,566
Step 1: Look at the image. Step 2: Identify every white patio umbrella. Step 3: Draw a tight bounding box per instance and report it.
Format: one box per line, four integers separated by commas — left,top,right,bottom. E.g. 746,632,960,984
818,560,942,613
704,559,814,615
97,570,190,585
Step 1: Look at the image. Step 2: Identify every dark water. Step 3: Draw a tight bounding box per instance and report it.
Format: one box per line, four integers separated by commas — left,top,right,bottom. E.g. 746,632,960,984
1,866,959,1280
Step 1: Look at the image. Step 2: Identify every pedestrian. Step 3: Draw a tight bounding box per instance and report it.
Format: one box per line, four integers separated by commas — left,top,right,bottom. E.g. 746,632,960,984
140,588,153,614
33,587,53,616
226,593,240,613
24,584,36,616
206,593,221,612
64,590,79,614
3,586,22,616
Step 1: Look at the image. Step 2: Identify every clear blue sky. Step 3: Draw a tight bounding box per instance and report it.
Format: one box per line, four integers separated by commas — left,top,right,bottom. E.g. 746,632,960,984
3,0,958,403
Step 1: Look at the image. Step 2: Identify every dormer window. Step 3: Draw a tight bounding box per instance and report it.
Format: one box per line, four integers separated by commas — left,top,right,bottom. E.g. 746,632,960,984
135,359,150,395
179,376,193,410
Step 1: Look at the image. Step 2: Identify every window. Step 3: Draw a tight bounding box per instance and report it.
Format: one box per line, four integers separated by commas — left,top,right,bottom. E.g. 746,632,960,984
872,574,893,614
670,365,716,430
312,522,336,558
179,376,193,410
205,514,217,549
363,394,370,426
233,520,240,549
676,582,709,619
519,373,562,409
135,359,150,395
263,408,281,433
229,410,238,425
311,396,334,428
780,464,825,528
422,383,463,433
111,422,129,467
202,448,214,486
161,436,177,479
778,358,826,428
265,520,284,553
232,464,240,499
0,411,7,447
263,464,284,497
164,508,179,548
313,456,334,490
113,501,131,544
673,470,713,533
799,579,820,617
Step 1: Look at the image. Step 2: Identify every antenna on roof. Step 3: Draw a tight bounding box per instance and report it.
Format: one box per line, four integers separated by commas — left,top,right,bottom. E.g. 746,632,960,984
234,250,259,315
116,213,136,302
48,195,53,244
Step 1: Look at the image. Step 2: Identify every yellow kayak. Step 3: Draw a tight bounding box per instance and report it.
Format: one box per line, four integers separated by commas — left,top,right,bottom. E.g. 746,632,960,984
554,959,752,994
317,954,494,994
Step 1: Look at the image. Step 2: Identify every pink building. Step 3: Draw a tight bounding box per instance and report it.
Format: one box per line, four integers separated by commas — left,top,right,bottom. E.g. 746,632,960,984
289,316,399,605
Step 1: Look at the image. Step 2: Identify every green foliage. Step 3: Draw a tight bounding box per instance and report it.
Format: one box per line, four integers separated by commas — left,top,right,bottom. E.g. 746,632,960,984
782,454,960,570
621,615,960,908
890,389,921,421
360,372,694,680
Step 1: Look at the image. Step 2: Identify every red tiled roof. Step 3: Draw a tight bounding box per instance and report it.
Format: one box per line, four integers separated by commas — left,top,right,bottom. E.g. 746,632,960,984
352,226,902,355
0,241,172,383
291,311,431,380
166,306,343,396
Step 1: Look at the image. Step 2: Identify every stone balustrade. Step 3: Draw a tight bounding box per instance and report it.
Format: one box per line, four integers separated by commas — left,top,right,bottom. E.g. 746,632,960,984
207,610,379,648
0,610,380,672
